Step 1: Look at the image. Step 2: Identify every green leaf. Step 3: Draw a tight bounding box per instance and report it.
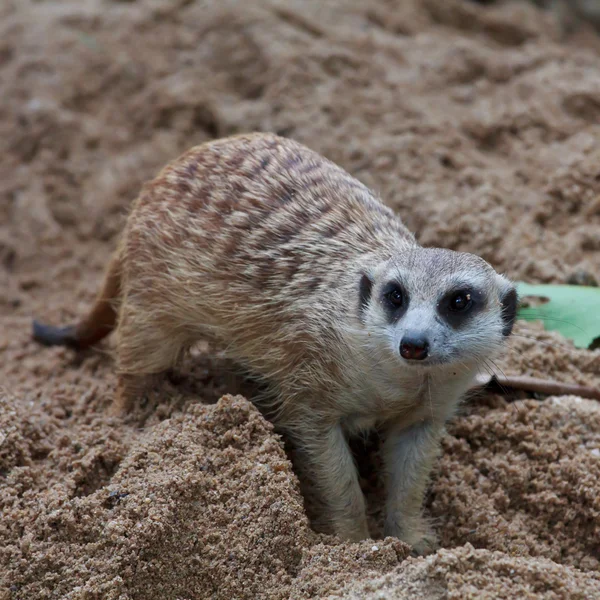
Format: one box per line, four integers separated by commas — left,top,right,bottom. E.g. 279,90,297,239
516,282,600,350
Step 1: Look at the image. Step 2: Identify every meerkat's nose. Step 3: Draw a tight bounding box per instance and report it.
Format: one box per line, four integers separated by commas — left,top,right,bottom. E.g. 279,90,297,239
399,335,429,361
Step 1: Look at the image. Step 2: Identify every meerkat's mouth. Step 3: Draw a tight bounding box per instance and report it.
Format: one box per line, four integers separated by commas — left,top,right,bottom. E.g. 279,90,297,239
400,356,448,368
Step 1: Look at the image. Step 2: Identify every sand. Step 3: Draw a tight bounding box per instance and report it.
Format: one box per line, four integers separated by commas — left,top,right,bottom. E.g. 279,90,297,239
1,0,600,598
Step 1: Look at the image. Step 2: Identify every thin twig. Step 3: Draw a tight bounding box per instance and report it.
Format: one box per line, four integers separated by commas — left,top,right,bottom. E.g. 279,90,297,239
488,375,600,402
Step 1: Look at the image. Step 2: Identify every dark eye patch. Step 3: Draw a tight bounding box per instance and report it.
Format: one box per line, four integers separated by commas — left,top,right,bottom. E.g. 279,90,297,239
358,273,373,321
381,280,409,322
437,287,484,328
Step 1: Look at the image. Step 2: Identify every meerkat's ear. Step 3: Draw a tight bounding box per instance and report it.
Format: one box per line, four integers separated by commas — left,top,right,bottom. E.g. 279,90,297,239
497,275,518,337
358,272,374,321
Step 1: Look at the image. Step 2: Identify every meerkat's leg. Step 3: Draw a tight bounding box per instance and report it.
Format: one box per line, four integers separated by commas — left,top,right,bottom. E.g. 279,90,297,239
112,302,188,415
292,422,369,541
382,420,443,555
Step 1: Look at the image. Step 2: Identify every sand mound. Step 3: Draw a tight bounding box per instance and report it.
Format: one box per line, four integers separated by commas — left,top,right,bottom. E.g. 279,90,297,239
1,0,599,597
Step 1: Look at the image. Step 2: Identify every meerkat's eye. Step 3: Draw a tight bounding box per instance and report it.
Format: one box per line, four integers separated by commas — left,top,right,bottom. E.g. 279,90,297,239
381,281,408,318
448,291,472,312
385,287,404,307
438,287,481,327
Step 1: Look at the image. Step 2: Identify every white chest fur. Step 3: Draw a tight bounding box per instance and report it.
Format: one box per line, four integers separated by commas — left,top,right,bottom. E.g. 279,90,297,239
340,363,478,437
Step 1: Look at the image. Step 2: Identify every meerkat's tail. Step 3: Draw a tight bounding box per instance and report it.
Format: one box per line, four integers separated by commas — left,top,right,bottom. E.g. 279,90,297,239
33,253,122,351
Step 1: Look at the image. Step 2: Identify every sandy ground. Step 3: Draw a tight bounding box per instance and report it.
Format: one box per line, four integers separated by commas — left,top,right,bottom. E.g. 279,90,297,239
1,0,600,598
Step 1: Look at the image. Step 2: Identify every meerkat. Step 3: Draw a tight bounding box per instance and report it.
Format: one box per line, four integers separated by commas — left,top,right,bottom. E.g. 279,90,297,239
33,132,517,553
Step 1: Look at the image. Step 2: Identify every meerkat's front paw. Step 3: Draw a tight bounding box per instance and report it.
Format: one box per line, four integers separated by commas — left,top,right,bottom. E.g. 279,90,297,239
409,529,439,556
384,517,438,556
332,516,371,542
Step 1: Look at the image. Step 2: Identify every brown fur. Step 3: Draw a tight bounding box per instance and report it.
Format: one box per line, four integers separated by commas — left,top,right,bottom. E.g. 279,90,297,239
74,253,122,349
81,133,414,414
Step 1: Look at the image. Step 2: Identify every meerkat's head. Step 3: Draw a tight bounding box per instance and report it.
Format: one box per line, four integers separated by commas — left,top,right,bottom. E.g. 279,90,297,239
357,247,517,369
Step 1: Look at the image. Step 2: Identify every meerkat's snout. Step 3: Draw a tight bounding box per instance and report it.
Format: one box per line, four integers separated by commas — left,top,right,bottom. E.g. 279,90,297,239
399,334,429,361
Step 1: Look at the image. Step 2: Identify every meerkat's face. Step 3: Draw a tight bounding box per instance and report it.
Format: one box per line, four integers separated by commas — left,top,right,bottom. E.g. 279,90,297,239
358,248,517,369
